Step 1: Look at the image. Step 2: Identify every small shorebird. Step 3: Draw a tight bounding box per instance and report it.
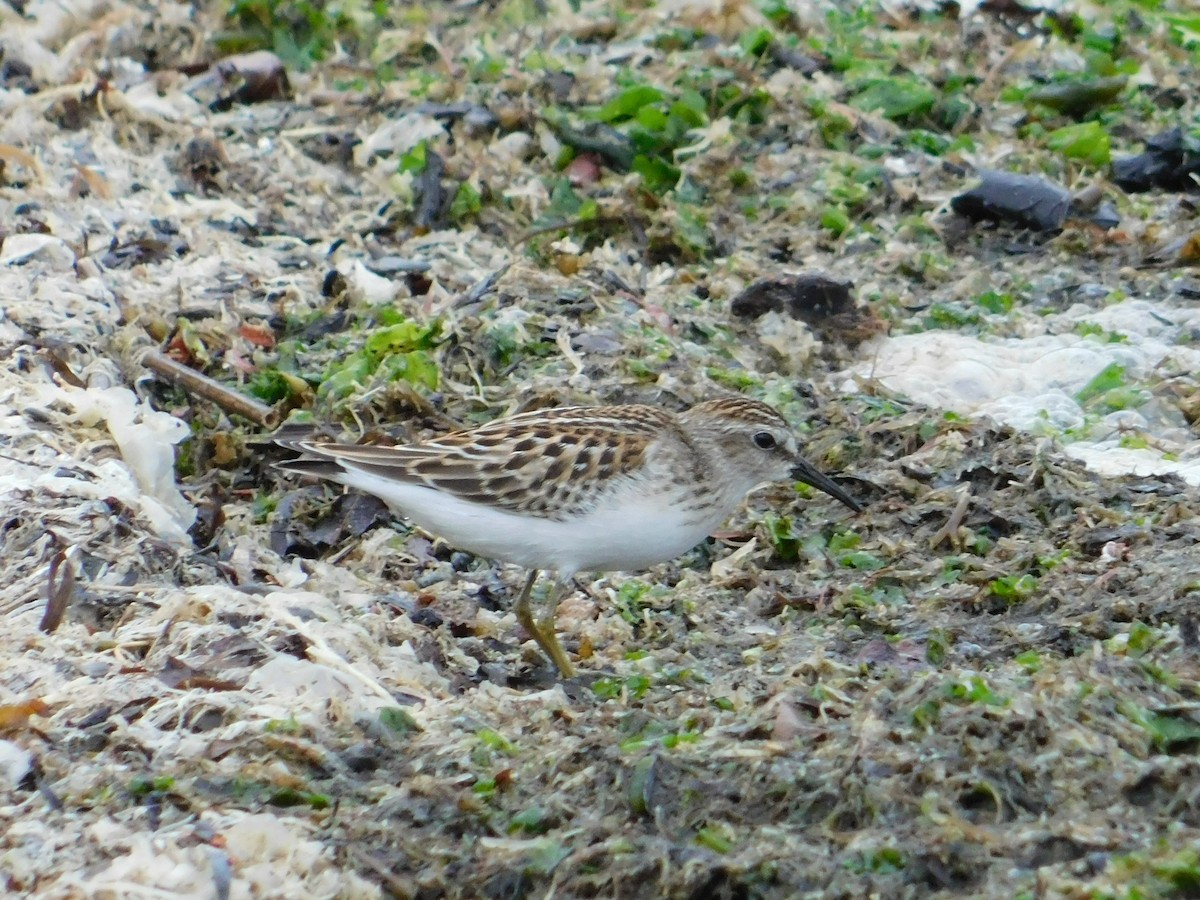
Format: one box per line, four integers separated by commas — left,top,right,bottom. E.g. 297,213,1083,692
275,397,862,677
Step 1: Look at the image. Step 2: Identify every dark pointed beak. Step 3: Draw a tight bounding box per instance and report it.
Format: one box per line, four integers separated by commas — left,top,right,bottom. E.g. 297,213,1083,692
790,456,863,512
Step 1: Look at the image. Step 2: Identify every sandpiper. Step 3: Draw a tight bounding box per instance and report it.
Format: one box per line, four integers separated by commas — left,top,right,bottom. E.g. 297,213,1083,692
275,397,862,676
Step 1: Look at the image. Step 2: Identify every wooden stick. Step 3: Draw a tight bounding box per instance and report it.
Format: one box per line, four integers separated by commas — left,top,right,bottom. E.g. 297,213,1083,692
142,351,281,429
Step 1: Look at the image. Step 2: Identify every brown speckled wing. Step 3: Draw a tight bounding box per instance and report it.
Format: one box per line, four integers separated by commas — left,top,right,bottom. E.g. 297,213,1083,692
278,405,674,520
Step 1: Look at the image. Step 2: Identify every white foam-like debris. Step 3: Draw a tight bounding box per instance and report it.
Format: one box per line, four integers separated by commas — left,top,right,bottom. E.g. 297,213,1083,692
0,740,32,790
356,111,446,165
119,78,205,122
0,234,76,268
347,259,399,304
76,812,376,898
32,382,196,542
1062,442,1200,481
839,299,1200,484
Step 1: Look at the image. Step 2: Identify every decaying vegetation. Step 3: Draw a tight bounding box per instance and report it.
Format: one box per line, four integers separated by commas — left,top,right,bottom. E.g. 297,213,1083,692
1,0,1199,896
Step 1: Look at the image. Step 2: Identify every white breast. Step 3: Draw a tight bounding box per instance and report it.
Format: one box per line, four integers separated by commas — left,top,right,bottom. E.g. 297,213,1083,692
334,468,735,578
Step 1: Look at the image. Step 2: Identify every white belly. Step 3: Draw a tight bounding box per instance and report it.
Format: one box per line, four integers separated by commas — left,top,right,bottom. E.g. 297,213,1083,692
336,470,729,577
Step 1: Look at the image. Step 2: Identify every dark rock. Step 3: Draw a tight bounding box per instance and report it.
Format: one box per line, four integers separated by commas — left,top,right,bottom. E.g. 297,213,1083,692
951,170,1070,232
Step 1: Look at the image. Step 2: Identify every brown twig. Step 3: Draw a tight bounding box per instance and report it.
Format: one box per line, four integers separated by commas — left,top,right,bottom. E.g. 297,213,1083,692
142,351,281,429
929,485,972,551
40,545,74,634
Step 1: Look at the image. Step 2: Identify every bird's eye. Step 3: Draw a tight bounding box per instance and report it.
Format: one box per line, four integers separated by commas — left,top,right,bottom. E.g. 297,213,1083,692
752,431,777,450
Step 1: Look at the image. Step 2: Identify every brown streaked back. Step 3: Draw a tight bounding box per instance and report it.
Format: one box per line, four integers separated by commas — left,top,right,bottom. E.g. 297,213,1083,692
275,405,683,520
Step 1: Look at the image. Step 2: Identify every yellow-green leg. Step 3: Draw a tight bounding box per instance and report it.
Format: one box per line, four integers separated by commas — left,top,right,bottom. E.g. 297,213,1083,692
513,570,576,678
